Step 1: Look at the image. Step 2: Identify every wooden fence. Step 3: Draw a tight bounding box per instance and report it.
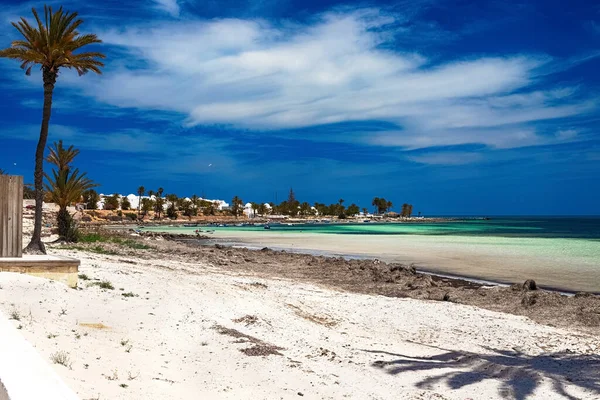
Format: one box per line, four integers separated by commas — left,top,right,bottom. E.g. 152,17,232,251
0,175,23,258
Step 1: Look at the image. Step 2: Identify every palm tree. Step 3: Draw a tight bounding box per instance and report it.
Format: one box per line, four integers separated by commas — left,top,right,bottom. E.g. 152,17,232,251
0,6,105,253
372,197,380,214
137,186,145,216
44,141,96,241
231,196,243,218
191,194,199,215
155,187,164,219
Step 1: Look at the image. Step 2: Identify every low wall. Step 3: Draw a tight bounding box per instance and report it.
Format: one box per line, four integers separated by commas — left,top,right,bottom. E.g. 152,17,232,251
0,311,80,400
0,256,79,288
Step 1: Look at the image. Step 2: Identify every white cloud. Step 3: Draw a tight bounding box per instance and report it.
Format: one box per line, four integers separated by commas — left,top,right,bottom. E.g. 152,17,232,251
153,0,180,17
407,152,483,165
56,8,595,151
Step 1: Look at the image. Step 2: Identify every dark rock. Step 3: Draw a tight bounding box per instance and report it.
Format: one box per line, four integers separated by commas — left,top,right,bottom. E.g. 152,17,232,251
522,279,538,291
214,244,225,249
443,293,451,301
260,247,270,252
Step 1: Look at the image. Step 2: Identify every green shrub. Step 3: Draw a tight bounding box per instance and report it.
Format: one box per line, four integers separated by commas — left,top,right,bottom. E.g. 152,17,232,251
125,212,137,221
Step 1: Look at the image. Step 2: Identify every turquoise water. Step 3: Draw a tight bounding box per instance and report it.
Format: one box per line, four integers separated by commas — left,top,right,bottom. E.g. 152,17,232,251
141,217,600,291
144,217,600,239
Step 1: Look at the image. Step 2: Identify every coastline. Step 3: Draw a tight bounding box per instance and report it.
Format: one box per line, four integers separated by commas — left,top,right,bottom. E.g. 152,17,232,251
1,226,598,399
136,226,600,293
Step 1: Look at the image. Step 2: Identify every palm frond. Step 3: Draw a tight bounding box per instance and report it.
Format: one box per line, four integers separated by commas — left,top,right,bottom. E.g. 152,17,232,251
0,6,105,76
46,140,80,171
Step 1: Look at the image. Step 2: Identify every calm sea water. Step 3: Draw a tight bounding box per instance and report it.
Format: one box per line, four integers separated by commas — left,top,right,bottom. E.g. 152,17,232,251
164,217,600,240
142,217,600,292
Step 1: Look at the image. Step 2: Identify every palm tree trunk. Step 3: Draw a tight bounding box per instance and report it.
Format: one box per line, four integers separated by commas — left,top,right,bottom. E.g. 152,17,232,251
25,68,57,254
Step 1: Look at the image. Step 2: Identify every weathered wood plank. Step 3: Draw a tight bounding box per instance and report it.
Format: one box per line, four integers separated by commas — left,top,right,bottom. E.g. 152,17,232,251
0,175,23,258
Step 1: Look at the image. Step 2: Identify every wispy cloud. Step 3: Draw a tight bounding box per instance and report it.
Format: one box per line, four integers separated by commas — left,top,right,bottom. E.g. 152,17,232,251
51,7,594,154
153,0,180,17
407,151,484,165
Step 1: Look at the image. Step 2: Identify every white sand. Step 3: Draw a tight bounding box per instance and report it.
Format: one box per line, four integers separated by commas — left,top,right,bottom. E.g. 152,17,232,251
1,247,599,400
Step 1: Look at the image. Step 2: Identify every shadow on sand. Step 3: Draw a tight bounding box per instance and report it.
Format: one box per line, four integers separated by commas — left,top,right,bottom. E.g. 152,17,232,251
365,344,600,400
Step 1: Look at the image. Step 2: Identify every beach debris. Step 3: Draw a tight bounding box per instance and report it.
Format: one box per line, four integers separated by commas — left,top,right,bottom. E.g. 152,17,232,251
521,292,538,307
79,322,110,329
511,279,538,291
213,324,284,356
407,275,437,290
233,315,259,326
287,304,338,327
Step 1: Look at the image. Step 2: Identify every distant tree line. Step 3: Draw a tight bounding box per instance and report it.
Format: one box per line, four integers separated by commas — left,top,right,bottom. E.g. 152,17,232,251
78,185,416,220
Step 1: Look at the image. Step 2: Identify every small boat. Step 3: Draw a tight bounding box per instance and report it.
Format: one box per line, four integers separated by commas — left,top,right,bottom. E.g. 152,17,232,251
264,224,270,230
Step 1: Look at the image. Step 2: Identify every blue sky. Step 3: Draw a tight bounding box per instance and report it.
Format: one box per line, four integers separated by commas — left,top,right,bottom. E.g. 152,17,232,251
1,0,599,215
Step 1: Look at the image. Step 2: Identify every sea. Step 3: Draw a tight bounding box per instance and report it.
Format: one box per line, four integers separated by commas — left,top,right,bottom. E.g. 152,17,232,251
141,217,600,293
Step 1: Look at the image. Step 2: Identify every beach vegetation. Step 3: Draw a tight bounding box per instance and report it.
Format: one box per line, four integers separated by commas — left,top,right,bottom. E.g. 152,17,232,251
257,203,269,215
79,232,148,246
125,212,137,221
121,196,131,210
89,280,115,290
401,203,414,217
166,193,179,218
0,5,105,254
346,203,360,216
82,189,100,210
50,351,72,369
180,199,196,217
141,197,155,216
9,309,21,321
23,183,35,199
45,141,97,242
372,197,392,214
78,273,90,280
103,193,120,210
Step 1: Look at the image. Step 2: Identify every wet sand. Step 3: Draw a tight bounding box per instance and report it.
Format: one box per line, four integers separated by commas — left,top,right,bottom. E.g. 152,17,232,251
200,230,600,293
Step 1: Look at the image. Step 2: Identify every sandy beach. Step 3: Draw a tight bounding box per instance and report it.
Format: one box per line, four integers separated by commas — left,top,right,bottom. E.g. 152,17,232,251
1,230,600,399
